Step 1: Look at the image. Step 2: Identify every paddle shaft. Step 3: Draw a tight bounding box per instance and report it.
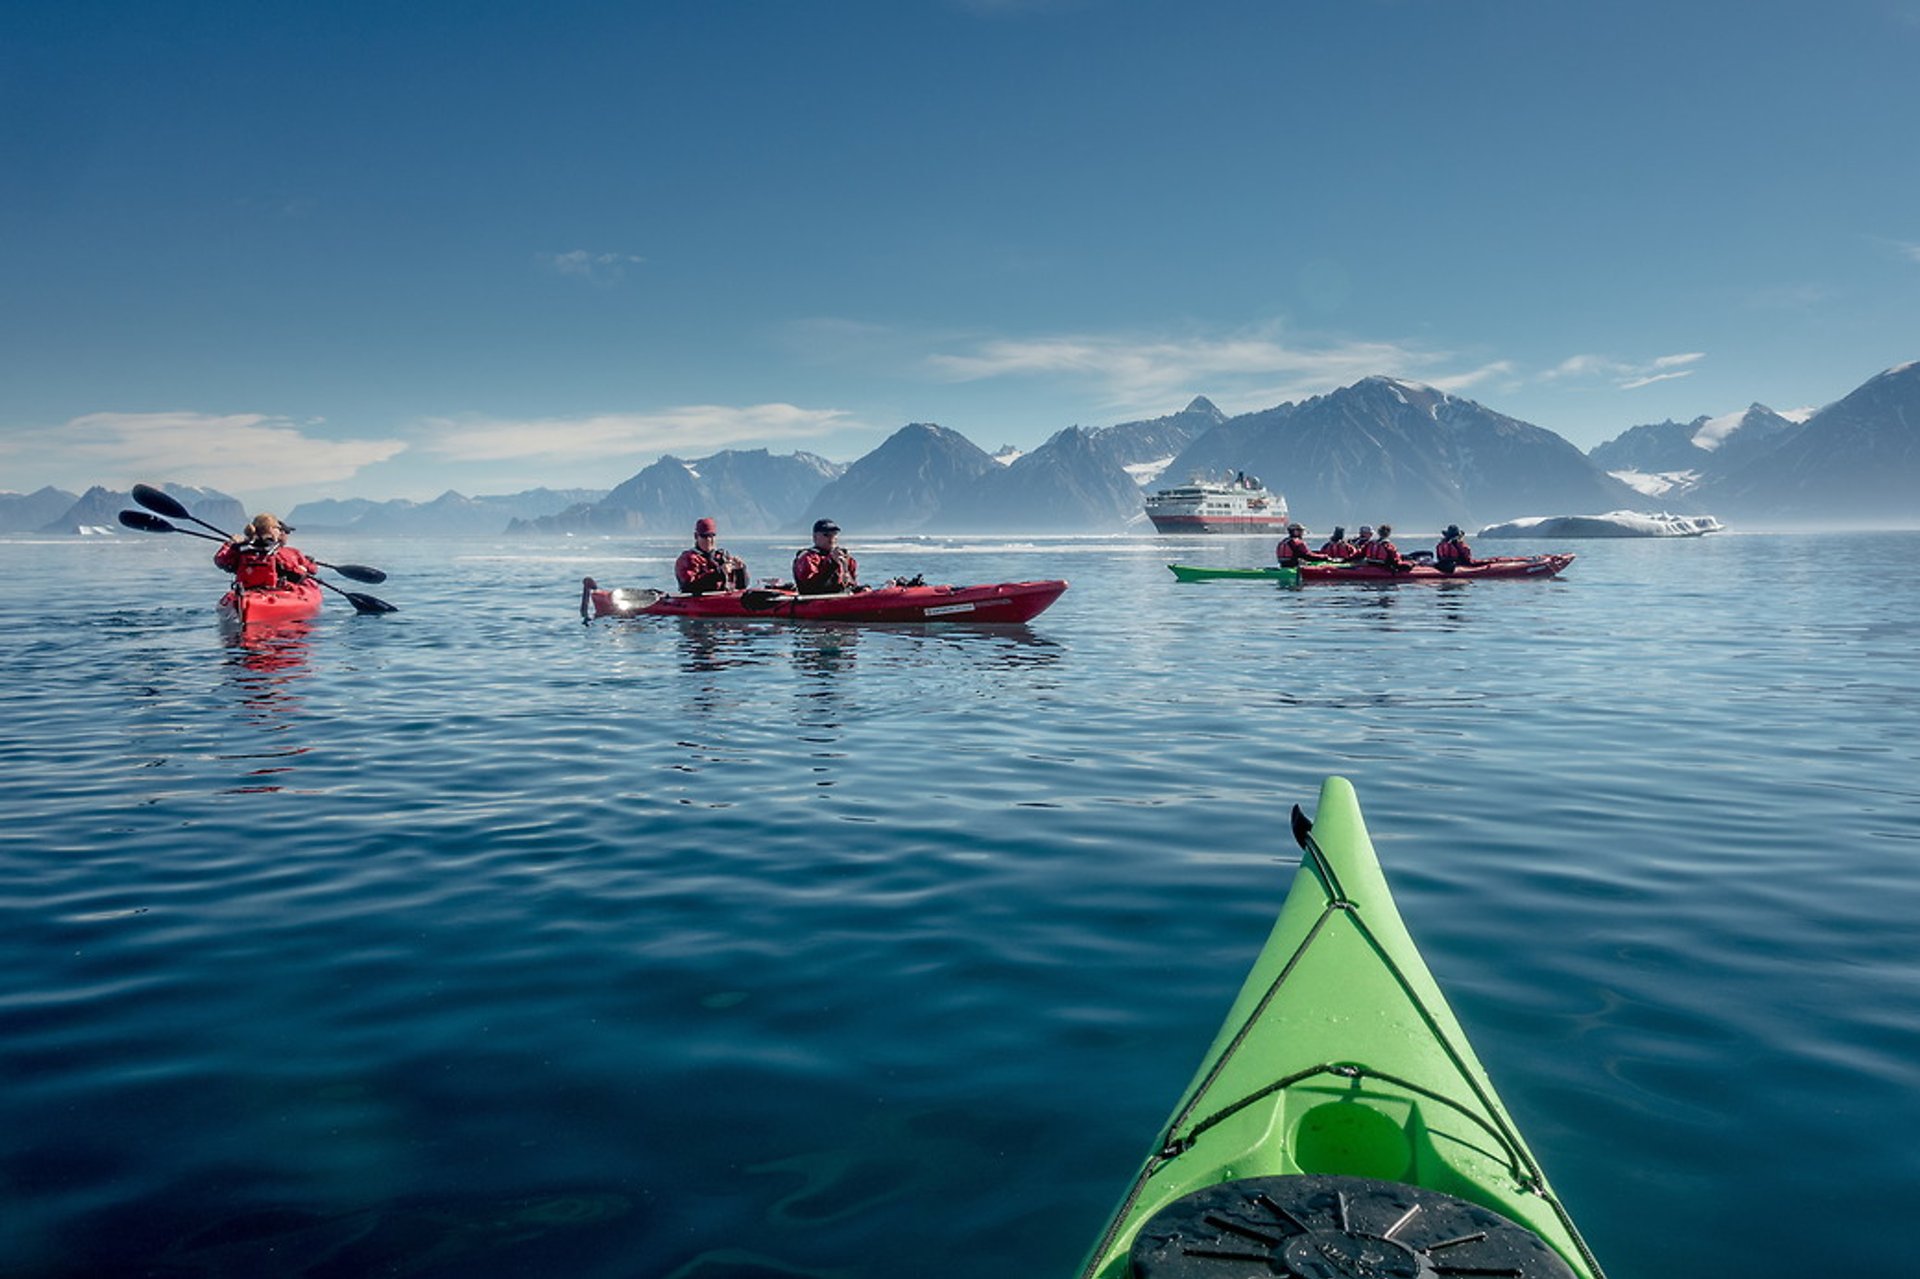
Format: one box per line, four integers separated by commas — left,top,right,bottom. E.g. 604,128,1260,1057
120,502,386,582
118,508,396,612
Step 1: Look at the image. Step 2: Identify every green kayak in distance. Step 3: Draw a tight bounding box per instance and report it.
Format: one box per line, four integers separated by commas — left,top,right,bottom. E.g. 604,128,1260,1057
1167,563,1301,584
1077,777,1607,1279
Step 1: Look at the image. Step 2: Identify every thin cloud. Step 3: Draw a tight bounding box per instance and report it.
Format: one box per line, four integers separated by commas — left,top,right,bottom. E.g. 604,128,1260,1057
1543,351,1704,390
926,326,1475,413
1427,361,1516,393
421,404,858,464
1619,370,1697,390
0,411,406,492
540,250,646,284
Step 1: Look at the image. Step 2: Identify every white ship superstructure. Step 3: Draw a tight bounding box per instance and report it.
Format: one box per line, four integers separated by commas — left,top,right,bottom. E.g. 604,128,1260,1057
1144,473,1288,533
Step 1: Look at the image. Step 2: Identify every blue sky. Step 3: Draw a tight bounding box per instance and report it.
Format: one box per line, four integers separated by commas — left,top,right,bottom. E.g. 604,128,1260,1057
3,0,1917,506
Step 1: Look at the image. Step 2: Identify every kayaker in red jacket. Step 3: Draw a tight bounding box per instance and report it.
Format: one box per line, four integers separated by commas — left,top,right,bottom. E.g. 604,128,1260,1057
1275,523,1328,568
674,517,749,593
1318,526,1357,560
1364,523,1408,572
214,513,316,588
1351,525,1376,562
1434,524,1483,574
793,518,861,595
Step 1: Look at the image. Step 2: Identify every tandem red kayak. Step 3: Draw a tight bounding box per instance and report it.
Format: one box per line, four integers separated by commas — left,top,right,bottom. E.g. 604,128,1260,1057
218,579,326,625
582,578,1068,624
1297,554,1575,582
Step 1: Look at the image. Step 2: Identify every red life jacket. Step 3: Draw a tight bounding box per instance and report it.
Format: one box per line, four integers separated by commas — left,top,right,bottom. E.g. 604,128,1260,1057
1436,537,1473,564
1365,539,1400,567
793,547,857,595
236,554,277,589
1319,539,1355,559
1276,537,1315,565
676,547,747,593
217,540,296,589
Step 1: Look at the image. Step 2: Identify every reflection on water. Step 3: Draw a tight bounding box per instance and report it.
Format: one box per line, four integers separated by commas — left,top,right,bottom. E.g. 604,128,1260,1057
675,620,766,676
789,624,859,679
222,620,314,711
218,620,314,791
8,534,1920,1279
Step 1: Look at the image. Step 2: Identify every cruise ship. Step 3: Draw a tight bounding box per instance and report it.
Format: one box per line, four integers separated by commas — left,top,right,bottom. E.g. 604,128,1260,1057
1144,473,1289,534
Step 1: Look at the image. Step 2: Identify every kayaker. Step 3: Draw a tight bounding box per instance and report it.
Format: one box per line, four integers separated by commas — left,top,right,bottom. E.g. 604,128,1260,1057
1318,525,1357,560
793,518,861,595
1351,525,1376,561
1364,522,1409,572
1274,523,1328,568
674,517,749,594
1434,524,1483,574
214,513,316,588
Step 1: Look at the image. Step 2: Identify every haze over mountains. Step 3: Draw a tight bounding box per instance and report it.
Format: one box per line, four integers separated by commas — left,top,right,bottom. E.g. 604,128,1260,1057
1590,405,1802,498
2,484,245,536
9,362,1917,536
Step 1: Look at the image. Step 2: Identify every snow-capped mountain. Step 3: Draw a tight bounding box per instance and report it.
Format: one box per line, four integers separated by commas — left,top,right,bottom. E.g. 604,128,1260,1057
1696,361,1920,522
1162,377,1642,530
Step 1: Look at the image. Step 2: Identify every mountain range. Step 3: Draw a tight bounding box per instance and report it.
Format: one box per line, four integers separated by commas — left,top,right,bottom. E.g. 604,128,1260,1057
1588,404,1801,498
1693,362,1920,518
1,484,246,535
10,361,1917,537
289,488,604,535
1160,378,1645,531
509,449,843,534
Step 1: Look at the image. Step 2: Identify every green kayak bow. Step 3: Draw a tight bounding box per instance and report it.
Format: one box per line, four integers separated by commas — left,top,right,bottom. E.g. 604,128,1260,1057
1077,777,1607,1279
1167,563,1301,584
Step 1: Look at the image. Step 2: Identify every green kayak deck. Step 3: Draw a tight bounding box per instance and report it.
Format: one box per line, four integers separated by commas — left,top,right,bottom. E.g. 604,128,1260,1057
1077,777,1606,1279
1167,563,1301,584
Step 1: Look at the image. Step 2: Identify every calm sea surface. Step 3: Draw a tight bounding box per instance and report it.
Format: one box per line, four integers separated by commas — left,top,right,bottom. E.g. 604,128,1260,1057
3,529,1918,1278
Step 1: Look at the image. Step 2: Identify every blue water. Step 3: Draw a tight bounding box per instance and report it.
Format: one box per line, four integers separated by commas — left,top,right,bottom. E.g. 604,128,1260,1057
3,530,1917,1278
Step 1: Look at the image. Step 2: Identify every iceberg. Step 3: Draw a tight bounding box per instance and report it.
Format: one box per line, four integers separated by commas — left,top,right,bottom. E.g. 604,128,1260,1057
1478,510,1724,539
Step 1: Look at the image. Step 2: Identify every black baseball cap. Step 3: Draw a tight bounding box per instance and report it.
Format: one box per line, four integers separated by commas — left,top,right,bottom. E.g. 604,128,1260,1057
812,518,840,534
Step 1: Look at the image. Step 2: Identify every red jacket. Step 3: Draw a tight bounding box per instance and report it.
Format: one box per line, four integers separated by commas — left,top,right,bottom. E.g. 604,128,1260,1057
1435,537,1478,568
215,541,316,589
675,546,748,593
793,547,858,595
1318,539,1356,559
1364,538,1404,570
1275,536,1324,566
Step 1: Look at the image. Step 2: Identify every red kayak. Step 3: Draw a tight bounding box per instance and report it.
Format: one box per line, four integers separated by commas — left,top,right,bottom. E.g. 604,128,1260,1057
218,579,326,625
582,578,1068,624
1298,554,1575,582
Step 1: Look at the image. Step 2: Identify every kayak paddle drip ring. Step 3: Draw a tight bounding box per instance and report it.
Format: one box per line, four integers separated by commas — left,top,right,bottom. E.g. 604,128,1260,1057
1128,1174,1578,1279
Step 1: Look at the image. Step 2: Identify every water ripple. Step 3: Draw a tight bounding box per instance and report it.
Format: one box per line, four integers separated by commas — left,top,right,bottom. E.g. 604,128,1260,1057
3,533,1919,1276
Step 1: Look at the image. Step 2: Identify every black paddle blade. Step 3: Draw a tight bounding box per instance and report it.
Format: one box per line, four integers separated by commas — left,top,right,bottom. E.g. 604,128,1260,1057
130,483,190,519
740,589,793,612
344,591,398,614
118,509,174,533
1291,804,1313,851
328,563,387,584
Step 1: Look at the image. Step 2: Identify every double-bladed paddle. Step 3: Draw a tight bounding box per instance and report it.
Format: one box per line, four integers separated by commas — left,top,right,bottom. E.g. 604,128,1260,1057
116,508,398,614
128,483,389,583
